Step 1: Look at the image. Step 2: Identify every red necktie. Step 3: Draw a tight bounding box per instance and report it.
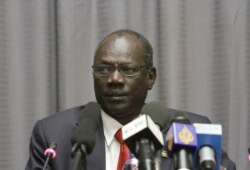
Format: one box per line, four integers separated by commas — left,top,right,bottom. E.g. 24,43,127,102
115,128,130,170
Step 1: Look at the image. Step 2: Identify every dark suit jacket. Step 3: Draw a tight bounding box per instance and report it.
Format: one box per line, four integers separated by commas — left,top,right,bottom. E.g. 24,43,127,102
25,104,236,170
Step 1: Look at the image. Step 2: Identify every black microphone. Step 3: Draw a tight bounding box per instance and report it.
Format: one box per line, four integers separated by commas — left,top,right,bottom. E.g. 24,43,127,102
42,142,57,170
141,101,171,130
142,101,172,170
70,102,101,170
122,101,169,170
165,116,197,170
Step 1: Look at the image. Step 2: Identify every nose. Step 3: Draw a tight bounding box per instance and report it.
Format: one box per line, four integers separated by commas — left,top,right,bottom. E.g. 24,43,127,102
107,69,125,84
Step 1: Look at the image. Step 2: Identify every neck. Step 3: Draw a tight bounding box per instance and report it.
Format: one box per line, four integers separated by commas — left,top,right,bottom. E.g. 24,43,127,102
115,111,141,125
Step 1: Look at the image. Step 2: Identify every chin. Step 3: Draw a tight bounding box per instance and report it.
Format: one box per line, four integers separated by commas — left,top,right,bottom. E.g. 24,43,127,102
106,105,129,114
102,102,130,114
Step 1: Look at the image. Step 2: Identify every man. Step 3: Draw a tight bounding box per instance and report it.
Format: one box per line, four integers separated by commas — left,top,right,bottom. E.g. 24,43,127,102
25,29,236,170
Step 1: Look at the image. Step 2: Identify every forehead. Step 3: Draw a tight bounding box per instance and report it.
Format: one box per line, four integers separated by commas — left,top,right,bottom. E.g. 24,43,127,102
94,34,145,64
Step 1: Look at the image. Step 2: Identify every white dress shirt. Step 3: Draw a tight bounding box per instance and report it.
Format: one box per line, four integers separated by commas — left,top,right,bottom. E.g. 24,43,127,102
101,110,123,170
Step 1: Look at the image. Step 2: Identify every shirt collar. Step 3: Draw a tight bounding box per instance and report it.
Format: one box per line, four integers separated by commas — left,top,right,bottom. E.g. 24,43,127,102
101,110,123,146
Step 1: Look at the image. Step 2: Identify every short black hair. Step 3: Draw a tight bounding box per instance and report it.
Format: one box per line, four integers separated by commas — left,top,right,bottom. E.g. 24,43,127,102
94,29,153,67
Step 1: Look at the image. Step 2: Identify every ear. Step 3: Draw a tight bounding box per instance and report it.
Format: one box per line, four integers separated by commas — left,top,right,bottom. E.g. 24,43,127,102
147,67,156,90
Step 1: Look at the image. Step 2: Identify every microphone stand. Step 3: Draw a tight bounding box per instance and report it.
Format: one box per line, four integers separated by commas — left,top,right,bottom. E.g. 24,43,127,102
154,150,162,170
136,138,155,170
174,149,192,170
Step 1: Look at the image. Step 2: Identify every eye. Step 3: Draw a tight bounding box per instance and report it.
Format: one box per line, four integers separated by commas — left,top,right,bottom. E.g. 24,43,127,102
95,65,113,75
120,65,139,75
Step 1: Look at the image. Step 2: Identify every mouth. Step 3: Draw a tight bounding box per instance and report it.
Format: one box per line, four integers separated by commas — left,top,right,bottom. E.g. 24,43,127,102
104,93,128,101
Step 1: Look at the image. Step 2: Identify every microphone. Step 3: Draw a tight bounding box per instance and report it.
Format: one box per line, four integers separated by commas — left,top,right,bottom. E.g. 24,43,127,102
122,113,164,170
193,123,222,170
141,101,171,130
165,116,197,170
248,147,250,161
70,102,101,170
42,142,57,170
141,101,172,170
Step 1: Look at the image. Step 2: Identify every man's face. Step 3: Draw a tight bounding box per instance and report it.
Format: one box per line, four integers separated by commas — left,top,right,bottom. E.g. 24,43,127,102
93,34,156,120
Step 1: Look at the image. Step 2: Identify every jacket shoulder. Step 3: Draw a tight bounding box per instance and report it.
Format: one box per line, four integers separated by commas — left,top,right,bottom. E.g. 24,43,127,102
40,105,84,124
168,108,211,124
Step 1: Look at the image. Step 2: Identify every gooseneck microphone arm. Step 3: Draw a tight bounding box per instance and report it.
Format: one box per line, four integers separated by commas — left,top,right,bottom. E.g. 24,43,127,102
42,142,57,170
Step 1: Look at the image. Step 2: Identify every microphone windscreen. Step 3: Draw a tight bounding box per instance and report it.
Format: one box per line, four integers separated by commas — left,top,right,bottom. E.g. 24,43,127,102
78,101,101,121
142,101,171,130
71,102,101,153
172,116,191,124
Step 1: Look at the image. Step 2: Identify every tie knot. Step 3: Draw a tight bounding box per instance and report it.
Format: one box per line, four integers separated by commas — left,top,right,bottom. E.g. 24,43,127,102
115,128,123,144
